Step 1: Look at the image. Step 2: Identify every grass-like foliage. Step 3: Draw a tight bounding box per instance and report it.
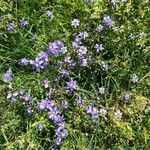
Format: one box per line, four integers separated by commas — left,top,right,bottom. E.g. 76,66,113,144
0,0,150,149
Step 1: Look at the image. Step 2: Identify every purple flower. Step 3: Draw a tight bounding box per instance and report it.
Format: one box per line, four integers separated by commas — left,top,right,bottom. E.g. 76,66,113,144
114,110,122,119
61,100,68,109
37,124,44,131
20,58,29,66
71,19,80,28
47,40,64,56
79,57,88,67
95,44,104,52
4,68,12,82
47,11,54,20
78,32,89,39
60,46,68,53
55,137,62,145
103,16,114,28
123,93,130,103
26,106,34,115
66,79,78,92
31,51,49,72
96,24,103,32
22,94,32,101
52,114,65,124
87,105,99,118
76,96,84,106
55,126,68,139
72,41,80,49
64,57,75,69
77,46,87,56
46,100,57,110
86,0,94,4
20,18,29,27
37,99,47,111
7,23,16,33
43,78,49,88
60,69,69,77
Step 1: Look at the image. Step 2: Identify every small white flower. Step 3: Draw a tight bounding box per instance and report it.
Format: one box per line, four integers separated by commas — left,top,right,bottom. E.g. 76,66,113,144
99,108,107,116
71,19,80,28
99,87,105,94
114,110,122,119
131,74,139,83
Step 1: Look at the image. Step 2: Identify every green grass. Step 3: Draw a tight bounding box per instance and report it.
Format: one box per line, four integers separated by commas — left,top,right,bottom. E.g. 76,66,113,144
0,0,150,149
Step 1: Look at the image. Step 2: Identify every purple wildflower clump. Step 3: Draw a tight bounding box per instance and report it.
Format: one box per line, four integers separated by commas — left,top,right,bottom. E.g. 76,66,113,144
71,19,80,28
20,58,30,66
47,40,64,56
66,79,78,92
75,95,84,106
7,23,16,33
77,46,87,56
7,91,32,103
37,99,48,111
103,16,114,28
60,69,69,77
87,105,99,118
78,31,89,40
72,32,88,50
20,18,29,27
64,57,75,69
30,51,49,72
4,68,12,82
47,101,63,123
55,126,68,145
79,57,88,67
21,93,32,101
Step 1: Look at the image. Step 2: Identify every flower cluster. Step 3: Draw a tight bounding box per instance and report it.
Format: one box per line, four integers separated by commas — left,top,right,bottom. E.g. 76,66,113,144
20,18,29,27
7,90,32,103
7,23,16,33
20,51,49,72
37,94,68,146
86,105,99,118
66,79,78,92
47,40,65,56
103,16,114,28
4,68,12,82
